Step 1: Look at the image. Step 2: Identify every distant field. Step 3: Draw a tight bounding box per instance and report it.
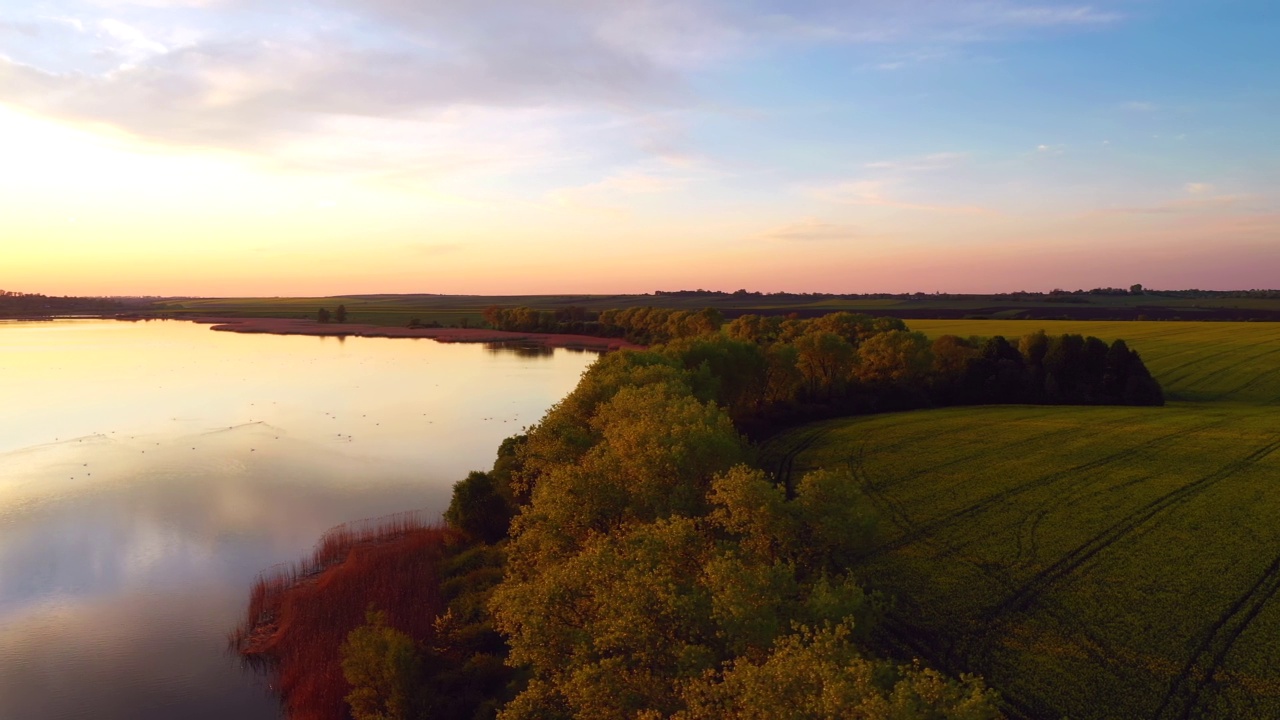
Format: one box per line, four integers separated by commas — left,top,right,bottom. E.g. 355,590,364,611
147,294,1280,327
762,320,1280,719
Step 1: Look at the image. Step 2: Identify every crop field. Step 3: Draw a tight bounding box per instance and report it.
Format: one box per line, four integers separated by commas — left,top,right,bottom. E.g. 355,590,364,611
762,321,1280,719
142,295,1280,328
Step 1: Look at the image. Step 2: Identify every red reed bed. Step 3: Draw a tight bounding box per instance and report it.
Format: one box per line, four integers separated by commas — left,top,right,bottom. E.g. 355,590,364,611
234,511,455,720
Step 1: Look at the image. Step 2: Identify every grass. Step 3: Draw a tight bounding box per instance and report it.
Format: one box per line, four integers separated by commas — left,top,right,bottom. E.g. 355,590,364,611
234,512,453,720
761,320,1280,719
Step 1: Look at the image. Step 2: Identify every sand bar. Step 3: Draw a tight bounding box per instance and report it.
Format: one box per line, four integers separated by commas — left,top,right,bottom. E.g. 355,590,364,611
186,316,643,351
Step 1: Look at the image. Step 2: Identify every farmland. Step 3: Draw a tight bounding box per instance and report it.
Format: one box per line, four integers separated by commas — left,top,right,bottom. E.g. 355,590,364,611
762,320,1280,719
139,292,1280,329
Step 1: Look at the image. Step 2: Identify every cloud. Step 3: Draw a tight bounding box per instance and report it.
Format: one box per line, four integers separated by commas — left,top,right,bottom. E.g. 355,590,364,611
0,0,1129,181
0,20,42,36
98,18,170,64
760,2,1123,44
546,157,703,210
867,47,953,71
999,5,1121,27
1185,182,1214,195
0,1,704,158
864,151,969,172
1098,194,1249,215
808,179,995,216
761,218,859,243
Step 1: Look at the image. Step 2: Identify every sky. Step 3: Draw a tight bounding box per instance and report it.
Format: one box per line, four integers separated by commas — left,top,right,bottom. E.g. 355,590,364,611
1,0,1277,296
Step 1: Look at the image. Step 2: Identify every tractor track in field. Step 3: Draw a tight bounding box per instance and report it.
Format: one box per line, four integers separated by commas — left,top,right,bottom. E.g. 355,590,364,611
1153,549,1280,720
769,427,831,496
985,437,1280,624
847,421,1135,565
1158,343,1280,395
1014,414,1240,567
864,416,1137,497
845,441,916,538
863,422,1216,560
856,406,1067,460
1201,354,1280,401
874,616,1044,720
1154,342,1263,385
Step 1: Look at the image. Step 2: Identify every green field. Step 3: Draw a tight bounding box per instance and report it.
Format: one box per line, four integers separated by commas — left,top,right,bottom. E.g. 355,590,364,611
762,320,1280,719
144,294,1280,329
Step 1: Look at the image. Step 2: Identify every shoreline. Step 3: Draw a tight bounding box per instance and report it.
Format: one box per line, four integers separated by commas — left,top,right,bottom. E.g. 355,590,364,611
181,316,644,351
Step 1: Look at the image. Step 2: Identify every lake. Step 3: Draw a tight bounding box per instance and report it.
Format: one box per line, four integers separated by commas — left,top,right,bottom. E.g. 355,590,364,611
0,319,597,719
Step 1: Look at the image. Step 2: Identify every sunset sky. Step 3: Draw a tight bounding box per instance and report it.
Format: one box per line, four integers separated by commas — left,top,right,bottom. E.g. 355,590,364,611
2,1,1277,296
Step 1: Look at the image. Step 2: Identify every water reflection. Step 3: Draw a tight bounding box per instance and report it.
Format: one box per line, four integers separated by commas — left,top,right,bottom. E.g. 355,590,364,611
0,320,596,720
484,341,556,358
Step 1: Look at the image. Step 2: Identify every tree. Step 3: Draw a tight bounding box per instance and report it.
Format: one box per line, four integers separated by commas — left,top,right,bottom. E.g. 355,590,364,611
335,304,348,323
317,307,331,323
676,623,1001,720
795,331,855,399
664,336,768,422
1130,284,1144,295
854,330,933,387
341,608,420,720
930,335,976,386
445,471,512,544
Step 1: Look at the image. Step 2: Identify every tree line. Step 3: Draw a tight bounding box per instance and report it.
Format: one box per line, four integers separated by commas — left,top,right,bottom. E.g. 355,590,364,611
717,312,1162,433
484,304,725,344
0,292,127,316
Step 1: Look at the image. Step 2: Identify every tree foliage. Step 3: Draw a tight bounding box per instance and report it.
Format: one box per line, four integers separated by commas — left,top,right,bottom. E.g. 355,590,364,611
676,623,1001,720
484,354,998,720
341,608,420,720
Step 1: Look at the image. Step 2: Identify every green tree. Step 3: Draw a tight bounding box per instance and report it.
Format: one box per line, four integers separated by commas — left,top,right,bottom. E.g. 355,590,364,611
663,335,768,421
317,307,331,323
795,331,855,399
764,343,804,407
810,312,877,347
341,608,420,720
335,304,348,323
676,623,1001,720
446,471,513,544
855,330,933,387
930,335,976,386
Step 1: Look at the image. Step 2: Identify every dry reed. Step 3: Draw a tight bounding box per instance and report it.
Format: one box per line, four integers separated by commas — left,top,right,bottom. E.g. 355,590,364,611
232,510,454,720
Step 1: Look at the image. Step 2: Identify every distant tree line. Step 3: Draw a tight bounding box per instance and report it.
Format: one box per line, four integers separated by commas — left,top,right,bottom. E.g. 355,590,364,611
482,306,592,334
484,305,726,344
0,291,127,316
640,287,1280,301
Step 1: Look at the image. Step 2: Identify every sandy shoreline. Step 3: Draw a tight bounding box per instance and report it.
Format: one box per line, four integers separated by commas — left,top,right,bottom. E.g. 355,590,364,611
186,316,644,351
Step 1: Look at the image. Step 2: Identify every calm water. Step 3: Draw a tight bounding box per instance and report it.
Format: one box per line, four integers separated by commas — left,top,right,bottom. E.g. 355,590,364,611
0,320,596,719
